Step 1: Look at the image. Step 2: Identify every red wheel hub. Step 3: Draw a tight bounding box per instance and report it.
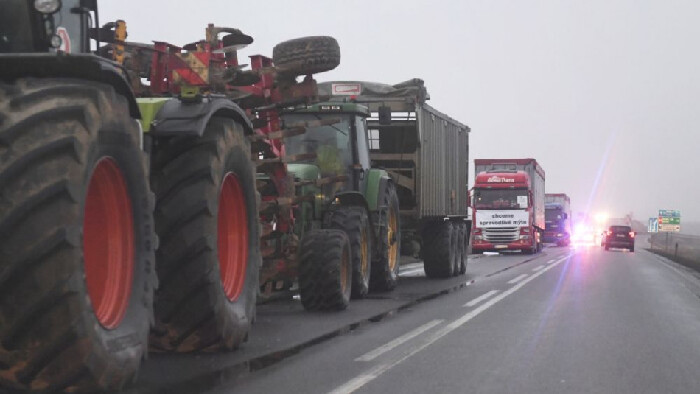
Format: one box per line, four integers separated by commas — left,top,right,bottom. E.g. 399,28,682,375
83,158,134,329
218,173,249,301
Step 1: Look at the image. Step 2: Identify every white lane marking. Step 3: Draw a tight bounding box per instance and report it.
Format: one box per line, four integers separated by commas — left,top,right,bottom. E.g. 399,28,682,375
354,319,444,362
507,274,529,284
463,290,499,307
330,254,572,394
532,265,545,272
546,259,555,264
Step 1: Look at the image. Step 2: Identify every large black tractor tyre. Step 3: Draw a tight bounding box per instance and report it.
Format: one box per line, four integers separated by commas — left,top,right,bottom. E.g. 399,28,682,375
0,79,156,392
370,183,402,291
150,116,260,352
327,206,372,299
273,36,340,77
299,230,352,311
423,221,456,279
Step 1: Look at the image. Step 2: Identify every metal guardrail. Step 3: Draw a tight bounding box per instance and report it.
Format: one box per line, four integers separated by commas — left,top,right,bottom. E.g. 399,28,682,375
648,232,700,271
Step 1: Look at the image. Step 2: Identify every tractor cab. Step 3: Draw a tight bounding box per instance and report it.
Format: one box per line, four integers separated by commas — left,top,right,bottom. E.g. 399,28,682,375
282,102,372,196
0,0,97,54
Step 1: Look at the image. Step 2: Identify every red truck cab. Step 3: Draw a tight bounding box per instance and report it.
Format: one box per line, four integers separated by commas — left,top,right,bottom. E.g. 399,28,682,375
471,159,545,254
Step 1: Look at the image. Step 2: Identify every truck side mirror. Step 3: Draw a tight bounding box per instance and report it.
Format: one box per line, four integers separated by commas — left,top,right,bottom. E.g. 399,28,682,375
378,105,392,125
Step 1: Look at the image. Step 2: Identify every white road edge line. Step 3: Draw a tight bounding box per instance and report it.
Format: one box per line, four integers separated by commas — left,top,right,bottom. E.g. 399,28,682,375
463,290,499,307
355,319,444,362
507,274,529,284
532,265,545,272
330,254,572,394
546,259,555,264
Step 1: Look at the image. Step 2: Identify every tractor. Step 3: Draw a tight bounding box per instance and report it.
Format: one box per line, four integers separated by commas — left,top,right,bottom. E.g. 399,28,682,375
0,0,339,391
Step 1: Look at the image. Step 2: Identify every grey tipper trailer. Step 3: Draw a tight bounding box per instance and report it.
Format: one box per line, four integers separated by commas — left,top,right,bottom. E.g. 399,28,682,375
318,79,471,278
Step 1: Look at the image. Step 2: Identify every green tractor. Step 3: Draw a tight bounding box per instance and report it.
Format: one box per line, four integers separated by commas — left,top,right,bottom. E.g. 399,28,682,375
274,102,402,309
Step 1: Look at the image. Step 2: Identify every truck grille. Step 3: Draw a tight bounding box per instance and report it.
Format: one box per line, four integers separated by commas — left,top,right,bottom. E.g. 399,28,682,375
484,227,518,243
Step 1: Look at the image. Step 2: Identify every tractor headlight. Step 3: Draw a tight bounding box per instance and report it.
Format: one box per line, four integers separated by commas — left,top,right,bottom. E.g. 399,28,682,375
34,0,61,14
50,34,62,48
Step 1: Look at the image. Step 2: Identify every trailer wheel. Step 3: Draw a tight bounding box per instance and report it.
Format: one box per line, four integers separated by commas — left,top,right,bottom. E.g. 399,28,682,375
423,221,455,278
456,223,468,275
299,230,352,311
370,183,401,291
452,224,462,276
327,206,372,298
273,36,340,77
150,116,260,352
0,79,156,392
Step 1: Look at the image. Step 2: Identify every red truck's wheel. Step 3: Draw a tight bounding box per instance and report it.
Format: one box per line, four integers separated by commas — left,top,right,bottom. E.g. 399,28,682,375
0,79,156,392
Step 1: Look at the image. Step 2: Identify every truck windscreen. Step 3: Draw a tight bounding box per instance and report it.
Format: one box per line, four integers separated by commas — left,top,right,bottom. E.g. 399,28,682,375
474,188,528,210
545,209,563,229
282,114,353,176
545,209,563,221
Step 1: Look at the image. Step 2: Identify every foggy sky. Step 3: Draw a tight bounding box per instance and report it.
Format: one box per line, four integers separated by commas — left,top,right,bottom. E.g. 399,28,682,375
101,0,700,224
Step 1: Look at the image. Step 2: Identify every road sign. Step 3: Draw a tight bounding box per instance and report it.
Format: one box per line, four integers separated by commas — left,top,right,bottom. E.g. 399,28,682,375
658,209,680,218
658,209,680,232
659,223,681,232
648,218,658,233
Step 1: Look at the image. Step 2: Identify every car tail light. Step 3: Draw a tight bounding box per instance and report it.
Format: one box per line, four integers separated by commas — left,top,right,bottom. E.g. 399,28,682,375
629,231,635,238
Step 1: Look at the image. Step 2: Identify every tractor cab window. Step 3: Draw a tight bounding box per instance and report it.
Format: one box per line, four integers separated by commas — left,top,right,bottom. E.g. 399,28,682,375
0,1,35,53
355,116,371,171
282,113,353,177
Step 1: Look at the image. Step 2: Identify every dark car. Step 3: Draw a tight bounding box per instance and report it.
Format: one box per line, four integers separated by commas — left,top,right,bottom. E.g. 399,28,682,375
603,225,635,252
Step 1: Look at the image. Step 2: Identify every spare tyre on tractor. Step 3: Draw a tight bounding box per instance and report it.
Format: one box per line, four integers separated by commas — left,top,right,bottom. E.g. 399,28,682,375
273,36,341,77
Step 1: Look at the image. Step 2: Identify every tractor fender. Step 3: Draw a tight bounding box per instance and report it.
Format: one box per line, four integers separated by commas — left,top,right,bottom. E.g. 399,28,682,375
0,53,140,118
327,191,377,240
333,191,371,212
150,97,255,137
365,169,392,212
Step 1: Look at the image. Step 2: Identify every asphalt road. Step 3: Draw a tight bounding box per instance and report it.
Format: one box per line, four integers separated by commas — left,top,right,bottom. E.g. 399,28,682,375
207,244,700,394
